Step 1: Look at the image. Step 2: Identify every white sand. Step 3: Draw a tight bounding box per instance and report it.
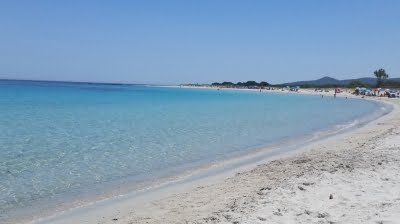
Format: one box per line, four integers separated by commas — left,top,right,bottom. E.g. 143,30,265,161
33,94,400,224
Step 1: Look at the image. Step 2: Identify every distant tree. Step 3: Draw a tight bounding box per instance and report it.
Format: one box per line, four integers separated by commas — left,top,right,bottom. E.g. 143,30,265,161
243,81,258,86
221,82,234,86
210,81,271,87
346,80,368,88
374,68,389,87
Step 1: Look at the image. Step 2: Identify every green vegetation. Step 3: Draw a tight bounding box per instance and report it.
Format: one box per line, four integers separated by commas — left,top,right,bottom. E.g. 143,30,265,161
374,68,389,88
346,80,369,88
211,81,270,87
187,68,399,89
294,84,341,88
382,80,400,88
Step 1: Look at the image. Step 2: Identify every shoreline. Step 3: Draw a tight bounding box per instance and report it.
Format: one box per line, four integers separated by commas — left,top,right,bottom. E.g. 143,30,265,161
22,92,398,223
159,85,367,99
6,100,385,224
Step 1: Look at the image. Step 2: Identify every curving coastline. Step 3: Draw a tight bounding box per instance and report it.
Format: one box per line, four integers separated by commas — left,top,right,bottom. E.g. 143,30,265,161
26,94,400,224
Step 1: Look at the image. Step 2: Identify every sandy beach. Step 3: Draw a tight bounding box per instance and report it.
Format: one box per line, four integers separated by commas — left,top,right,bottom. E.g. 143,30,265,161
3,1,399,223
31,90,400,224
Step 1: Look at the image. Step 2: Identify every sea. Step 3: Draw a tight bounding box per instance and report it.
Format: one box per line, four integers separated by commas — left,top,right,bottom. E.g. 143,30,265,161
0,80,388,222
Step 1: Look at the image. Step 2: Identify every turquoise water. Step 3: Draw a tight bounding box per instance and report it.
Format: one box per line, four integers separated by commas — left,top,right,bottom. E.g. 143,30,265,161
0,80,383,221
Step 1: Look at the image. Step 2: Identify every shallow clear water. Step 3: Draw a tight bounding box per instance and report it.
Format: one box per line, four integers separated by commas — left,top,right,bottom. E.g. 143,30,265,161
0,80,381,220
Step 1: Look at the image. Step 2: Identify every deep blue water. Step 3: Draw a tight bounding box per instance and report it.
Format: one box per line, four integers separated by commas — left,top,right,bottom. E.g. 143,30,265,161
0,80,382,220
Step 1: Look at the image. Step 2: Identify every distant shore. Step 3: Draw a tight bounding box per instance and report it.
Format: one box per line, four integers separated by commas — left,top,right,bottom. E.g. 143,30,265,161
28,87,400,224
161,84,361,99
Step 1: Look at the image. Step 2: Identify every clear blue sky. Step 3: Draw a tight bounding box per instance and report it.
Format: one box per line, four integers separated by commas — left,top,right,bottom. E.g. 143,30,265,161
0,1,399,84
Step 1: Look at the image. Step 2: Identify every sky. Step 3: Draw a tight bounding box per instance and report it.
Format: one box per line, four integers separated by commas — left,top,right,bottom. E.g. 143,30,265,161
0,1,399,84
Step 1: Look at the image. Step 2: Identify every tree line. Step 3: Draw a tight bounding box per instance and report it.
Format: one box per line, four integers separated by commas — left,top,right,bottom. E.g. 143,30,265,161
211,81,270,87
342,68,395,88
210,80,382,89
208,68,397,89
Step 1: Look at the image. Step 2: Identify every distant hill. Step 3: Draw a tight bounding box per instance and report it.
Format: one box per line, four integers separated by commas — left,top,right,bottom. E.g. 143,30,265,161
281,76,400,87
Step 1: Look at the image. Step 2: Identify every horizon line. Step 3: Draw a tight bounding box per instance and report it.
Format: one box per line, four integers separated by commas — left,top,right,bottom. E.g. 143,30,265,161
1,75,399,86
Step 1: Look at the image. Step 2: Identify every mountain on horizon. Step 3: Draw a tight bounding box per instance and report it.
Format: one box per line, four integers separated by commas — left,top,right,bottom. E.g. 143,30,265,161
281,76,400,87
